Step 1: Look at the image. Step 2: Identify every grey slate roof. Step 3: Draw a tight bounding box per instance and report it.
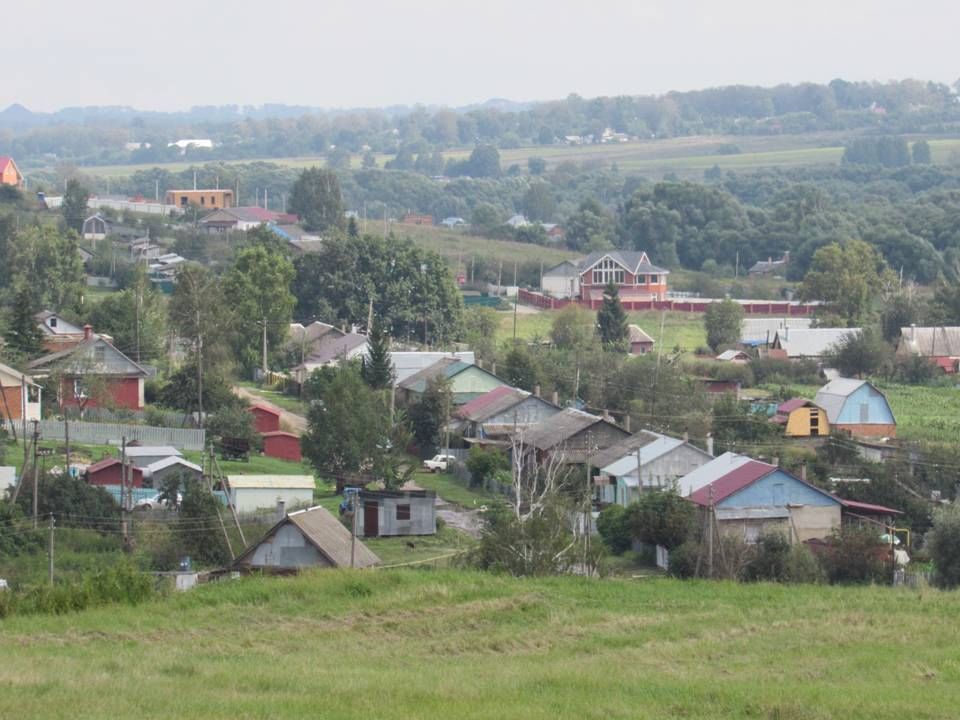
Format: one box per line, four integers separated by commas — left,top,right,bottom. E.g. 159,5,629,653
523,408,606,451
814,378,868,423
898,327,960,357
628,324,655,345
27,337,149,377
578,251,669,276
740,317,812,345
542,260,580,278
303,332,367,365
773,327,860,358
587,431,662,470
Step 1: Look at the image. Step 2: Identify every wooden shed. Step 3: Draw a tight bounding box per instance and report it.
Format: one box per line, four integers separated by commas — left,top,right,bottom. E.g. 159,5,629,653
249,403,281,434
262,431,302,462
772,398,830,438
356,489,437,538
234,505,380,571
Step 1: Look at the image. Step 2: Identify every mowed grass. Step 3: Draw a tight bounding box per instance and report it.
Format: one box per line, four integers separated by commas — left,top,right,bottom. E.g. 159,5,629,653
1,569,958,719
65,134,960,182
498,308,707,351
393,223,577,268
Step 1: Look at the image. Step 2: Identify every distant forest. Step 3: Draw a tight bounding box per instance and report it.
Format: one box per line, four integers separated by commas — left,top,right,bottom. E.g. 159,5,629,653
2,78,959,167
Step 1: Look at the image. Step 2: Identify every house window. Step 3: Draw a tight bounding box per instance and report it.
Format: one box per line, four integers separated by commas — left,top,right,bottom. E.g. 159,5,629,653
744,524,761,544
27,386,40,403
94,345,106,364
590,257,625,286
860,403,870,423
396,504,411,521
180,196,188,207
200,196,205,205
50,317,58,328
210,196,216,205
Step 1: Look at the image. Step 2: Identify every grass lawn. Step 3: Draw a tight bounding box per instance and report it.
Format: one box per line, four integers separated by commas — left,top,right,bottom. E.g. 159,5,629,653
1,568,958,718
235,382,308,417
393,223,577,269
412,470,501,509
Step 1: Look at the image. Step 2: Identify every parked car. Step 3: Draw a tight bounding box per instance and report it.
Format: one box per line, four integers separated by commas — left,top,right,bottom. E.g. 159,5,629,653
135,493,181,511
423,454,457,473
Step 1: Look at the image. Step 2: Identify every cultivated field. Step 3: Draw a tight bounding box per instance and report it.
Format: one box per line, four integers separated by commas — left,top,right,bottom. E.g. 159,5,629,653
0,569,957,719
69,134,960,181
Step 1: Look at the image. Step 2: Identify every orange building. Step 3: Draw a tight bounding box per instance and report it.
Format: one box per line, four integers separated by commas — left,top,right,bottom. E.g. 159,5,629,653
0,362,42,423
0,156,24,188
164,189,234,210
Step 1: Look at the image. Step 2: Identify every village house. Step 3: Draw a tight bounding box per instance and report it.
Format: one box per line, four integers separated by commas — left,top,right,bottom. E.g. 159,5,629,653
124,446,183,469
0,156,24,188
397,357,507,406
739,317,813,348
540,260,581,299
224,475,315,513
896,326,960,374
748,253,789,277
262,431,302,462
234,505,380,572
770,327,860,360
576,251,669,307
355,489,436,538
520,408,630,467
286,321,343,361
716,349,751,363
164,189,234,210
142,456,203,488
35,311,87,352
628,325,656,355
771,398,830,438
81,213,110,241
676,453,842,543
198,206,288,234
86,457,145,487
289,332,368,383
400,213,433,226
249,403,282,434
814,378,897,438
27,326,149,411
452,385,560,442
388,351,476,386
0,362,42,424
590,431,714,506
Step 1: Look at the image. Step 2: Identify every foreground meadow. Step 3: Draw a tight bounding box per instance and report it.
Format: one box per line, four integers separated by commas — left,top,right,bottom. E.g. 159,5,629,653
1,569,957,719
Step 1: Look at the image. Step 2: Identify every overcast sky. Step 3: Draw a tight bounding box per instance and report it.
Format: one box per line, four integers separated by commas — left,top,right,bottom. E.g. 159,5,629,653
3,0,957,112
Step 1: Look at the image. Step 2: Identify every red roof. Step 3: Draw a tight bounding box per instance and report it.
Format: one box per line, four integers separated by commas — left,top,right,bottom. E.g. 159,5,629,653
777,397,812,414
249,402,281,417
86,457,120,474
0,156,14,174
456,385,517,419
262,431,299,439
689,460,776,506
837,498,902,515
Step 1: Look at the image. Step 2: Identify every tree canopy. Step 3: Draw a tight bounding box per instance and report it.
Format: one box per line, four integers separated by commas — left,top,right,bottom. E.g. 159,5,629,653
289,167,346,233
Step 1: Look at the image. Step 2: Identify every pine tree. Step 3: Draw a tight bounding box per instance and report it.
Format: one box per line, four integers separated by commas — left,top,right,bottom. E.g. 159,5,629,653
4,284,44,359
361,317,395,390
597,282,628,349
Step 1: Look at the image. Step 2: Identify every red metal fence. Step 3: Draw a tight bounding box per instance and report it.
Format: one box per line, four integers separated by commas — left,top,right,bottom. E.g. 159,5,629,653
517,289,816,316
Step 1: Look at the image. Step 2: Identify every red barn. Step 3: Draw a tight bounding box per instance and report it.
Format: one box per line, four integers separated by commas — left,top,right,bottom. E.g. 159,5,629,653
249,403,281,434
262,431,302,462
86,458,144,488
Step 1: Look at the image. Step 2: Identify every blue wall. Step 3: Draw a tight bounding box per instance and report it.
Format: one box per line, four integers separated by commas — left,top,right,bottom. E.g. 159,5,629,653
719,469,840,508
836,384,895,425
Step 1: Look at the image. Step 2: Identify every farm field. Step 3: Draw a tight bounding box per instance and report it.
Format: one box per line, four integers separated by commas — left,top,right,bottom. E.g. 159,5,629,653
67,133,960,181
1,568,958,719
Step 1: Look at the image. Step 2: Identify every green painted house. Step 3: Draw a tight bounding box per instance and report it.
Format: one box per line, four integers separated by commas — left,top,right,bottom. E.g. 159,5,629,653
397,358,507,405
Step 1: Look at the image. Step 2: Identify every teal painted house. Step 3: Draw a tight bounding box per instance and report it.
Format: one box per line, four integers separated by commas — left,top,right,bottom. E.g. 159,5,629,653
814,378,896,438
398,357,507,405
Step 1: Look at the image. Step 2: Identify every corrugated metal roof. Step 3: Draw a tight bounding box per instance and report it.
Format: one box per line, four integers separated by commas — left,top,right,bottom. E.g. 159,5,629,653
814,378,867,423
715,506,790,521
688,460,776,506
777,397,814,414
144,456,201,474
773,328,860,358
124,446,182,458
303,332,367,365
588,430,662,470
456,386,529,422
628,324,655,344
838,498,902,515
898,327,960,357
27,336,149,377
675,452,754,496
716,350,750,361
522,408,604,450
226,475,315,489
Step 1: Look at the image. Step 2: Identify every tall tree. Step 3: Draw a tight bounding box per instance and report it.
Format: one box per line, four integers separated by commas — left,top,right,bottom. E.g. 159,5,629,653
827,327,891,378
87,267,167,363
522,181,556,222
704,298,745,352
61,179,90,233
597,282,628,349
288,167,345,233
222,245,295,373
800,240,895,326
912,140,932,164
3,283,44,359
361,316,395,390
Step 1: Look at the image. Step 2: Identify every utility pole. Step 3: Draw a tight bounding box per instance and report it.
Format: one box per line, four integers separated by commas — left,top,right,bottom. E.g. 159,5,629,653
261,318,269,375
120,436,130,551
32,421,40,529
512,261,519,340
64,413,70,479
707,484,715,579
350,489,359,569
48,513,55,585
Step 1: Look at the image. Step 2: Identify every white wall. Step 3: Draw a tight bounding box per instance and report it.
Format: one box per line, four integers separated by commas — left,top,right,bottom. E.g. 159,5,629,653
231,487,314,514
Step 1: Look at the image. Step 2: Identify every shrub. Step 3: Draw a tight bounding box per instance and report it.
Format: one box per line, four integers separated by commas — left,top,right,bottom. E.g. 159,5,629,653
927,504,960,589
818,527,889,585
742,532,791,581
465,445,508,488
665,539,699,578
596,505,632,555
624,490,696,551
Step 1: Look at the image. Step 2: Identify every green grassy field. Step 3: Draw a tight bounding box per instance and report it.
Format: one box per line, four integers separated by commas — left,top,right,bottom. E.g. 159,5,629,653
412,470,501,509
394,223,577,268
66,133,960,181
0,568,957,718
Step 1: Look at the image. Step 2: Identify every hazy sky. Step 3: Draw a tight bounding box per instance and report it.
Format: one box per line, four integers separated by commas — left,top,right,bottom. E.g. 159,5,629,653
4,0,957,112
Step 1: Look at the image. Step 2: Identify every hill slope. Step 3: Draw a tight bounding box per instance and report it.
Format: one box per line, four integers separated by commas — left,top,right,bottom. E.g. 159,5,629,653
0,569,957,718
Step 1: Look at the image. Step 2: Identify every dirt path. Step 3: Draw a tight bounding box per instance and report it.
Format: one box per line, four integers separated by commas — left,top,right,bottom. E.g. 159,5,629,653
233,386,308,435
435,499,483,537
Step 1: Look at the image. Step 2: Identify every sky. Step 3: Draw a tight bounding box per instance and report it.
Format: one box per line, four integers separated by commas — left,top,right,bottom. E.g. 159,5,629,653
3,0,958,112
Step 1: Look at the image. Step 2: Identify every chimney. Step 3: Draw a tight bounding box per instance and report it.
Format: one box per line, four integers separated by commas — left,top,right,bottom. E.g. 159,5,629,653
706,433,714,457
83,324,93,341
551,390,559,406
682,430,689,443
602,409,611,421
624,415,631,433
491,362,496,376
533,384,541,398
276,499,286,522
910,323,916,341
477,358,484,370
772,456,780,467
800,462,807,482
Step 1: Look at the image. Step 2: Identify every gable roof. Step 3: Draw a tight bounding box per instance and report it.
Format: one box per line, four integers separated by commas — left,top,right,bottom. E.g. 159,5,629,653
201,207,280,224
226,475,315,489
235,505,380,569
688,460,777,506
588,430,663,470
124,446,182,459
0,361,37,388
777,397,816,414
398,358,501,394
86,457,143,477
26,336,149,377
522,408,622,452
0,156,21,177
740,317,813,345
34,310,85,336
578,250,668,276
628,324,655,345
542,260,580,278
249,402,281,418
303,332,367,365
898,327,960,357
716,349,750,361
144,456,202,475
772,328,860,358
456,386,532,423
675,452,755,496
814,378,879,423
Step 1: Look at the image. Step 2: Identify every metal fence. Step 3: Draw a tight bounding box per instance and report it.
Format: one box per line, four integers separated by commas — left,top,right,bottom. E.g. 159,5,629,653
5,419,206,451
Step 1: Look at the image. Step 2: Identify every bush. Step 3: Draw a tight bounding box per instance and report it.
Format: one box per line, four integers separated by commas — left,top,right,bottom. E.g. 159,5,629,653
742,532,791,581
596,505,632,555
624,491,696,551
818,527,889,585
927,504,960,589
665,539,699,578
465,446,508,488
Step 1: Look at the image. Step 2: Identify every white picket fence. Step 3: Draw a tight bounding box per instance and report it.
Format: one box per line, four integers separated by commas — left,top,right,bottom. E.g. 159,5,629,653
4,419,206,451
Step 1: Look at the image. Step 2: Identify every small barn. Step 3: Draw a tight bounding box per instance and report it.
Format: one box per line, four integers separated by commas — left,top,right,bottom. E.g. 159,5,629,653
225,475,315,513
814,378,896,438
249,403,281,434
262,431,302,462
772,398,830,438
124,446,183,469
144,456,203,488
356,489,436,538
86,458,144,487
716,349,751,363
628,325,655,355
234,505,380,571
541,260,581,299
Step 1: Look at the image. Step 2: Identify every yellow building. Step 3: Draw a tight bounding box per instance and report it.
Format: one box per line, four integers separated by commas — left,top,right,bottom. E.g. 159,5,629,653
773,398,830,438
165,189,234,210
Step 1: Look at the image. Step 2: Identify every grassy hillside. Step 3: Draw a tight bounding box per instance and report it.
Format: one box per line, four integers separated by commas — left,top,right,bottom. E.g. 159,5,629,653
0,568,956,718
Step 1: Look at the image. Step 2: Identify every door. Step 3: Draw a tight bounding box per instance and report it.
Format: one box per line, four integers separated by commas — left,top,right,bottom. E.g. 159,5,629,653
364,501,379,538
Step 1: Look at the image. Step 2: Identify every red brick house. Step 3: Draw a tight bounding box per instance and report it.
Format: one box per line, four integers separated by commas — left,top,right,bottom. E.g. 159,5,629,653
262,431,302,462
577,251,669,308
86,458,145,487
249,403,281,434
27,327,149,411
628,324,655,355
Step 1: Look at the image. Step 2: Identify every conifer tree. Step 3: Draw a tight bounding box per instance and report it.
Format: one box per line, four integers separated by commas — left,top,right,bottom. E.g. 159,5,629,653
3,284,44,359
597,282,628,349
361,317,395,390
